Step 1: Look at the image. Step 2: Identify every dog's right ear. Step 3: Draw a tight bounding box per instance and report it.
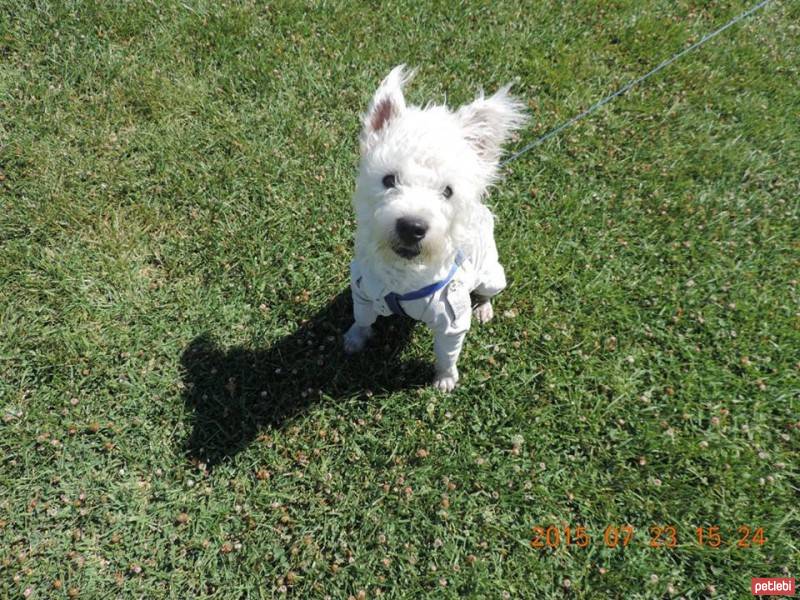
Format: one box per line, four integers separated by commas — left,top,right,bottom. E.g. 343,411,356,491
360,65,414,151
456,83,528,165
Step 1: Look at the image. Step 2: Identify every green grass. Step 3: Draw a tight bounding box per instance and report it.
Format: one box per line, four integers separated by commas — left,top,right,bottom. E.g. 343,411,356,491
1,0,799,597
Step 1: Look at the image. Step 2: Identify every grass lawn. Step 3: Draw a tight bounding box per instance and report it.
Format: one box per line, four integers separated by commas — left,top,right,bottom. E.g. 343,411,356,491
1,0,799,597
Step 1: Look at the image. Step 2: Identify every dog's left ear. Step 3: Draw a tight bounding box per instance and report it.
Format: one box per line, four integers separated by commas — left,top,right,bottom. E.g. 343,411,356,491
457,83,528,164
361,65,414,151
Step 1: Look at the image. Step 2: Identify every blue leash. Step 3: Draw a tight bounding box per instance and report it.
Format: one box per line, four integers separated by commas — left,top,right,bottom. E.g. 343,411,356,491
501,0,775,167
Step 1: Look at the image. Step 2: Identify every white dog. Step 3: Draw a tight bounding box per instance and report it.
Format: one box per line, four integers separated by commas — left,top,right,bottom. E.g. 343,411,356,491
343,65,527,391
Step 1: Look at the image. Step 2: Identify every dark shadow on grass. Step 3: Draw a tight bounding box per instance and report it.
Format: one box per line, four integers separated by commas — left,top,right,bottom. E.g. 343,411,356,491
180,289,429,467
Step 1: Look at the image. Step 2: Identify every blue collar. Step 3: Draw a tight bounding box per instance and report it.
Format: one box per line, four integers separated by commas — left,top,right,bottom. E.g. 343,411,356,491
384,250,464,317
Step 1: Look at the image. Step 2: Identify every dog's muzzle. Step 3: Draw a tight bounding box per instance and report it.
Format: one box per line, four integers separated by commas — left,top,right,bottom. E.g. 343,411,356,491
394,217,427,258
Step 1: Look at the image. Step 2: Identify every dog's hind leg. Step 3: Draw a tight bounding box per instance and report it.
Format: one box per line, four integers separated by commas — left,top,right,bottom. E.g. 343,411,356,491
471,260,506,324
471,299,494,324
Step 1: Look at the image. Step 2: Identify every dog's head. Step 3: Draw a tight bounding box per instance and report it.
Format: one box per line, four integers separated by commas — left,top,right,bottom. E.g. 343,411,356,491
352,65,527,268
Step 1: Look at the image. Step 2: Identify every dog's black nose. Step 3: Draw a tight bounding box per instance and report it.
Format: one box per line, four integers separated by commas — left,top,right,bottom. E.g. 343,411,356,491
395,217,428,245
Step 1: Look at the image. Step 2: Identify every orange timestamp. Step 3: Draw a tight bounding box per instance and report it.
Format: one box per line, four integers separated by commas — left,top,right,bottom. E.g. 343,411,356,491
530,524,767,549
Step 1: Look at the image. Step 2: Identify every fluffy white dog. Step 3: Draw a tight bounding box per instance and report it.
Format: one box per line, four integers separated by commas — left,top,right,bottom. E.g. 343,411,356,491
343,65,527,391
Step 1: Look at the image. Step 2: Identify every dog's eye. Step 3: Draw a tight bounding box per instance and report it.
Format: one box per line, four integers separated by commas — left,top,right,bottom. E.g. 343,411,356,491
382,174,397,189
442,185,453,199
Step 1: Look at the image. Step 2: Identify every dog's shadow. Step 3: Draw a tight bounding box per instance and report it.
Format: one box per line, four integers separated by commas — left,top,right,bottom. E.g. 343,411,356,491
180,289,429,467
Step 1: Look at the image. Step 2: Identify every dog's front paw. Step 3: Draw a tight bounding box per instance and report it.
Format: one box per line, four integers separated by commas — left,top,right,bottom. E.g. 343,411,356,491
343,324,373,354
472,301,494,324
433,375,457,392
432,368,459,392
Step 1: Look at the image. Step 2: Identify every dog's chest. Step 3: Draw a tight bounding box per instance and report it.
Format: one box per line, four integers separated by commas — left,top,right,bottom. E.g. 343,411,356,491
352,259,475,334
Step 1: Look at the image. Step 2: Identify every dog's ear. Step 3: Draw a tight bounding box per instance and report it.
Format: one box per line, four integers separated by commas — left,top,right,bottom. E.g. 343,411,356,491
361,65,414,150
456,83,528,164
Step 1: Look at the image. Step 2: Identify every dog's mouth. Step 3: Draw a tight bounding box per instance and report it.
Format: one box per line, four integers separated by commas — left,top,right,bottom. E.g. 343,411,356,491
392,243,421,259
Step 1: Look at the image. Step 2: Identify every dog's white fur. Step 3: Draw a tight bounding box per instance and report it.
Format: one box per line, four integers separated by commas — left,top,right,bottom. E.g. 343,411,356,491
344,65,527,391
